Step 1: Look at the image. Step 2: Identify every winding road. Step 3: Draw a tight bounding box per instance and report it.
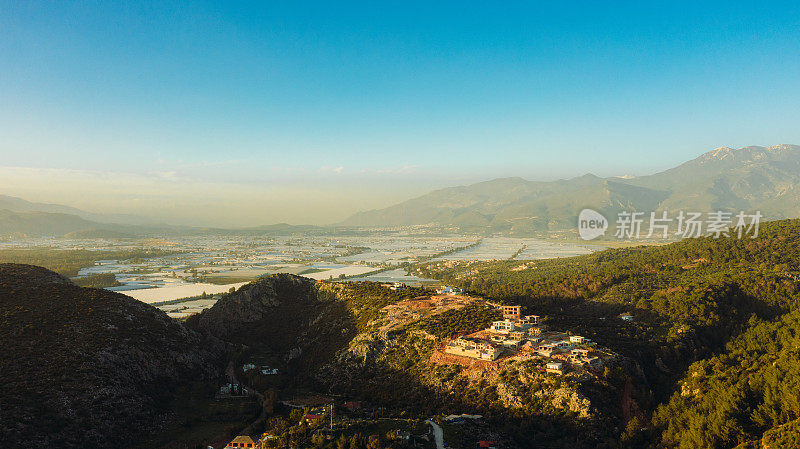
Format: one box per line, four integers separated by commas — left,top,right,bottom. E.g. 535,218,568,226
426,419,445,449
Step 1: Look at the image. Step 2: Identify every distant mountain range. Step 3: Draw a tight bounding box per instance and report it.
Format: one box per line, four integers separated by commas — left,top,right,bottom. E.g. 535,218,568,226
0,208,329,239
0,195,157,226
342,145,800,234
0,195,174,238
3,144,800,237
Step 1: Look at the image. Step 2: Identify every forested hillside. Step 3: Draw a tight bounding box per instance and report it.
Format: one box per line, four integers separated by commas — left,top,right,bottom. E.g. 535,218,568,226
187,275,630,448
417,219,800,447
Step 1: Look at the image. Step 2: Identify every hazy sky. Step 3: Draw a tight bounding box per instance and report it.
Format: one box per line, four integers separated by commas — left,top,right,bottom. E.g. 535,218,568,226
1,1,799,226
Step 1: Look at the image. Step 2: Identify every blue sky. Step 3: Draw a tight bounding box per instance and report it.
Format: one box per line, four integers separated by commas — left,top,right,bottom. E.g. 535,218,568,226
1,1,799,224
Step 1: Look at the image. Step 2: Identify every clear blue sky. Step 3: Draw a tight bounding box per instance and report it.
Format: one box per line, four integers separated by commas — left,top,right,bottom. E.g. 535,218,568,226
1,1,799,224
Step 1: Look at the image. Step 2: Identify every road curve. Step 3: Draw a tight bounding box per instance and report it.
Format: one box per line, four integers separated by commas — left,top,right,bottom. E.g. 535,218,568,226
426,419,445,449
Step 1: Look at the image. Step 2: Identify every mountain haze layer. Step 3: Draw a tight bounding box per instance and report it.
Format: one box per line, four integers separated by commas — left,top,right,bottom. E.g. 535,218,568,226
3,145,800,237
0,195,156,226
343,145,800,233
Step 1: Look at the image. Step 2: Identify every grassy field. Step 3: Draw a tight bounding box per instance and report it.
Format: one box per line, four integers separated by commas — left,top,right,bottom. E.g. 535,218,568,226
0,247,177,277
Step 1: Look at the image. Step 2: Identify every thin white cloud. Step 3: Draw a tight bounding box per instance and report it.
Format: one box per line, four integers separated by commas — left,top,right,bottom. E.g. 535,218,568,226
318,165,344,174
155,171,179,181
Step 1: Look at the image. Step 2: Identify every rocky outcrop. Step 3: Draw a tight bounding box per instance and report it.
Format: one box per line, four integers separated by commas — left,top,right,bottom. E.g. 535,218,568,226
185,273,321,337
185,274,357,376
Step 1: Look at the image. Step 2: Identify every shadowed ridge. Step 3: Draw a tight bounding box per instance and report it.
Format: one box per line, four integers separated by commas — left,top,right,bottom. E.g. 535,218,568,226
0,264,226,449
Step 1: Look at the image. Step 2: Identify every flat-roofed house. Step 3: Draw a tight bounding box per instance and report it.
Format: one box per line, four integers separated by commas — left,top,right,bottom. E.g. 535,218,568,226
546,361,565,374
571,355,602,368
304,414,324,425
554,340,574,351
571,348,590,357
537,344,556,357
490,319,516,333
490,335,521,348
508,330,528,340
445,337,501,360
437,286,464,295
569,335,586,344
528,326,543,336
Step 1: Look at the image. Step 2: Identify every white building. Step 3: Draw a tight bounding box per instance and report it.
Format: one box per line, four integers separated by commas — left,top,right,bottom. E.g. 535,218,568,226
490,319,516,333
436,285,464,295
546,361,565,374
490,335,522,348
445,337,501,360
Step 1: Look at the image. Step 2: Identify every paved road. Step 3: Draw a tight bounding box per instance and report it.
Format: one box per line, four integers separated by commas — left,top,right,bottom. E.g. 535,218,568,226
426,419,445,449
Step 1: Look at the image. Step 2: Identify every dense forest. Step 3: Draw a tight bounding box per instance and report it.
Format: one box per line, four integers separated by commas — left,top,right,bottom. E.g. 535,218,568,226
417,219,800,447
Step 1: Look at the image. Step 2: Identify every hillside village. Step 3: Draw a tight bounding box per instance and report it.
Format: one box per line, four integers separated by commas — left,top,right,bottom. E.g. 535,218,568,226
375,283,610,376
442,303,605,375
208,281,616,449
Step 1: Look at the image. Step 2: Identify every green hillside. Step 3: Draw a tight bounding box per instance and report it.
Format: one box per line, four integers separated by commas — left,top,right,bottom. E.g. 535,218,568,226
417,219,800,447
5,220,800,447
0,247,178,276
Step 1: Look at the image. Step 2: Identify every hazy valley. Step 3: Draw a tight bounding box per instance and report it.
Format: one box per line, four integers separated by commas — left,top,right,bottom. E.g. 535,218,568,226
4,144,800,448
4,3,800,447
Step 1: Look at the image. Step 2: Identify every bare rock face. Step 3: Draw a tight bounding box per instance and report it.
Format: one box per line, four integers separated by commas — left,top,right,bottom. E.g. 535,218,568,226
186,273,321,337
0,264,226,449
185,274,357,375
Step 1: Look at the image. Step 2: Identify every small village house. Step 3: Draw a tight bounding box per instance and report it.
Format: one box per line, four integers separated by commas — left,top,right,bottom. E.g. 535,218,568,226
546,361,565,375
436,285,464,295
304,413,324,425
490,335,522,348
569,335,587,344
445,336,501,360
490,319,517,333
225,435,256,448
571,348,590,357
